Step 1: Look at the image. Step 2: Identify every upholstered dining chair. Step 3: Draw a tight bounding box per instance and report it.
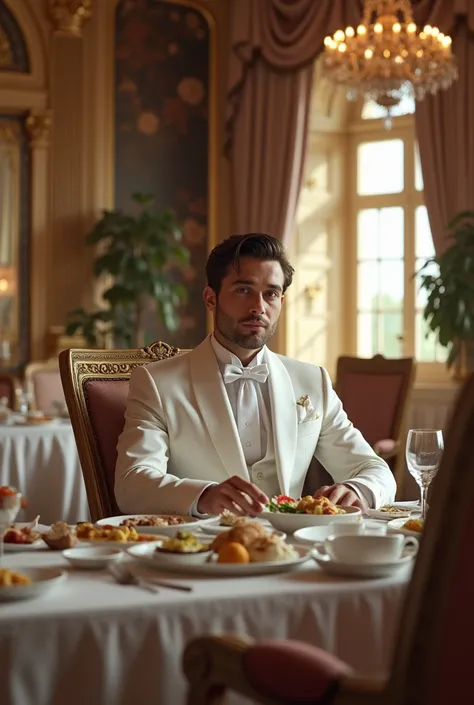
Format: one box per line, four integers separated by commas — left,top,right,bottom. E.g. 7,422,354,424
183,373,474,705
335,355,415,493
59,341,181,521
24,357,64,411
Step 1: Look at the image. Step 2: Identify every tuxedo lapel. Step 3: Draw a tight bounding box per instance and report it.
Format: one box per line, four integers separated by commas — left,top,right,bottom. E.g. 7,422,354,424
189,337,249,480
266,350,297,496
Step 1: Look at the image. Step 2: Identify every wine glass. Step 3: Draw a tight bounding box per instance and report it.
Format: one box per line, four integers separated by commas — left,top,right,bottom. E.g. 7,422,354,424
0,486,22,564
406,429,443,519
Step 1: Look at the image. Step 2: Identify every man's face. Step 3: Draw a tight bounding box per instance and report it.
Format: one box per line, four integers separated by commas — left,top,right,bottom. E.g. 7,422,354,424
204,257,285,350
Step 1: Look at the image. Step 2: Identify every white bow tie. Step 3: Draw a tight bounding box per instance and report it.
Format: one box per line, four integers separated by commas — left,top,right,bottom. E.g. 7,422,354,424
223,363,269,385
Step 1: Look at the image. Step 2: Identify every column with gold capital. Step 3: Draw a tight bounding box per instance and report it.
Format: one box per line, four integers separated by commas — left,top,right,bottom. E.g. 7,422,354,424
26,110,53,360
47,0,92,38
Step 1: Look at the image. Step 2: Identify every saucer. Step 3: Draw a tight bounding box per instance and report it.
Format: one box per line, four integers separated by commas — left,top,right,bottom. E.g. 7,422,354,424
312,549,415,579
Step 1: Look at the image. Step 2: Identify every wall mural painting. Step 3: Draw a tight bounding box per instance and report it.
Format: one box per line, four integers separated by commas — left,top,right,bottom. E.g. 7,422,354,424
0,3,29,73
114,0,210,349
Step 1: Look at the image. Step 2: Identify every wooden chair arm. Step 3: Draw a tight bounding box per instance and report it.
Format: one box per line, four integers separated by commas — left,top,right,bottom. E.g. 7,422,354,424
183,635,387,705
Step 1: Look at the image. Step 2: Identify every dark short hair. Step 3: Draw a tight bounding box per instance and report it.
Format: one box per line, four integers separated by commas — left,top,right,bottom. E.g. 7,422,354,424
206,233,294,294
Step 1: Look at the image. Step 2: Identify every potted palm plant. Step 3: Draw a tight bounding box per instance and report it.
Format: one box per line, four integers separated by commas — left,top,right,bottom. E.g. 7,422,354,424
66,193,190,348
419,210,474,379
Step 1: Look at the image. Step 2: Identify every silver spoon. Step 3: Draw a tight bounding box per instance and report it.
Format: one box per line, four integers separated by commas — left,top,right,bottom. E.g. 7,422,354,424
109,563,192,593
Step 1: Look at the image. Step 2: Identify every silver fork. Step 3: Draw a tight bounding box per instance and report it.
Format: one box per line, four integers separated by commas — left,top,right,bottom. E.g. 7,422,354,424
109,563,192,593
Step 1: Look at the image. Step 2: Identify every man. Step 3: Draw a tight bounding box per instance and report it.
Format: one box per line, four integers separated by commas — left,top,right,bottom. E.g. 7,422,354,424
115,233,396,516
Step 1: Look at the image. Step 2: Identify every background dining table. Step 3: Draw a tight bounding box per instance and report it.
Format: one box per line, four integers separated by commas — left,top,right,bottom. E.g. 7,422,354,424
0,548,410,705
0,418,89,524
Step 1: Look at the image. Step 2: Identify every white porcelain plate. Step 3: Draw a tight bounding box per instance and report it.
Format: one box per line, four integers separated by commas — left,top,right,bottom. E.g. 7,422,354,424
201,522,286,541
3,523,51,552
387,518,424,538
127,543,313,576
78,538,164,550
95,514,217,536
312,549,415,579
366,501,420,521
0,567,67,601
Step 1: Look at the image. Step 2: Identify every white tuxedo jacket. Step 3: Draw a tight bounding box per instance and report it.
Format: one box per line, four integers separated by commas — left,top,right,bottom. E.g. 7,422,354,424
115,337,396,514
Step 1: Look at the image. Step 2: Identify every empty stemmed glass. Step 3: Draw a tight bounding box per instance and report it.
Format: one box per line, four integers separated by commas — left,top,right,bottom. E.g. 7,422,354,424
406,429,443,519
0,486,22,564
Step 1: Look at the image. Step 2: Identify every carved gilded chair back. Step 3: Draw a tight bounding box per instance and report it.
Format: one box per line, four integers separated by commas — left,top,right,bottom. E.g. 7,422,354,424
59,342,181,521
24,357,63,411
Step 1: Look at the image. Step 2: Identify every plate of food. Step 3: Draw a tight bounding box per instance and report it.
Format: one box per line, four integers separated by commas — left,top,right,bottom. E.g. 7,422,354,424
387,517,424,537
95,514,216,536
76,521,166,547
260,495,361,534
366,501,420,521
15,412,55,426
200,511,285,539
0,566,67,601
128,529,312,576
3,525,49,551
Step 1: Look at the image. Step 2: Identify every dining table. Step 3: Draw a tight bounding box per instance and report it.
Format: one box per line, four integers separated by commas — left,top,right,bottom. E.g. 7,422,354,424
0,544,410,705
0,418,90,524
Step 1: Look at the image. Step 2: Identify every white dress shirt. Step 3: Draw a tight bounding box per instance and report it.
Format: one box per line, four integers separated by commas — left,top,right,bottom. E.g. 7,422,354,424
191,335,374,512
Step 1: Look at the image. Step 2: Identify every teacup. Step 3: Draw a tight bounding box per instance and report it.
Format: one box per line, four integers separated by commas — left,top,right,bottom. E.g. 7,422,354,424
324,533,418,565
328,521,363,537
362,519,387,536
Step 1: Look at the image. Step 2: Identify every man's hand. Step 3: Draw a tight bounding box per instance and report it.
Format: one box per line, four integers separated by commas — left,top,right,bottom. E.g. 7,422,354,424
313,484,368,511
197,475,268,516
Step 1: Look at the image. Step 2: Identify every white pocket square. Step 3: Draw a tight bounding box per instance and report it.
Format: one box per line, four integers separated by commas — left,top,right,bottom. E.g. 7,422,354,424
296,395,320,424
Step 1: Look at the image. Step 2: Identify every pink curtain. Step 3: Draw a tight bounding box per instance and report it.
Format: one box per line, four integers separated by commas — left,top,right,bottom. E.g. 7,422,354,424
415,16,474,254
227,0,472,249
226,0,363,243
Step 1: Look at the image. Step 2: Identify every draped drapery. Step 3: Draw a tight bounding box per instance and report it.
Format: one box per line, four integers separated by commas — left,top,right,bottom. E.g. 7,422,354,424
227,0,474,250
415,17,474,254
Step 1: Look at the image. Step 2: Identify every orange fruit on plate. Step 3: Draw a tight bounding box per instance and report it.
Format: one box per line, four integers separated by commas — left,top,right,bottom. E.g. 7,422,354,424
217,541,250,564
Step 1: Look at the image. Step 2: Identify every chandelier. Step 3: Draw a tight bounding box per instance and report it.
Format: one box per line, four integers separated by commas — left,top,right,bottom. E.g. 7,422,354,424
321,0,458,128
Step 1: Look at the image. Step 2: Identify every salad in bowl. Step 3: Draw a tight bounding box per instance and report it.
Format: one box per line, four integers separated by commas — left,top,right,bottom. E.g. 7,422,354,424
261,495,361,533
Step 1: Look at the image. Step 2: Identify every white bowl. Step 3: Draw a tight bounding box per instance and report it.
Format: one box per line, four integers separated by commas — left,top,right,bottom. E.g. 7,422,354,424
143,540,213,566
0,567,67,601
62,546,124,570
260,506,362,534
293,526,331,545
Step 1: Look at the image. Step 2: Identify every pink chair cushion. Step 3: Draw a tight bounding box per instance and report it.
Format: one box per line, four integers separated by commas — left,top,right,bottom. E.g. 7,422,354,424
243,640,352,702
33,370,64,411
338,373,404,447
373,438,397,455
83,379,130,513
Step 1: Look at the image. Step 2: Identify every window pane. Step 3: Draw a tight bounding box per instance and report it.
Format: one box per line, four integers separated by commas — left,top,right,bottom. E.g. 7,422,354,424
415,313,448,363
361,95,415,119
357,140,404,195
379,207,404,259
358,261,379,310
380,261,404,309
357,209,379,259
379,312,403,358
415,206,434,259
415,143,424,191
357,312,377,357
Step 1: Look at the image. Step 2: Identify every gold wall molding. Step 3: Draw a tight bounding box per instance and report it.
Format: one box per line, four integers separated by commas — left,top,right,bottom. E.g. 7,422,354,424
48,0,92,38
0,25,13,67
25,110,52,148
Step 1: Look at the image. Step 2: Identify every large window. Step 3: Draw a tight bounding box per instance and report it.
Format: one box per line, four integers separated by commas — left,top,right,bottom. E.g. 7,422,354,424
350,99,447,379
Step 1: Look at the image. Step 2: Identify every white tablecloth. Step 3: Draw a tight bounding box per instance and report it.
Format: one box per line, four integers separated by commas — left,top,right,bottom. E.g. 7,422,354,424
0,420,89,524
0,550,409,705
